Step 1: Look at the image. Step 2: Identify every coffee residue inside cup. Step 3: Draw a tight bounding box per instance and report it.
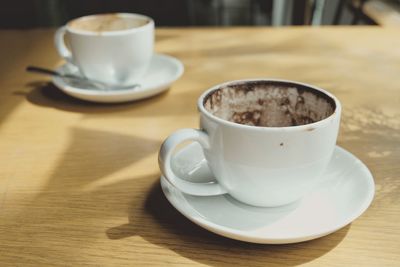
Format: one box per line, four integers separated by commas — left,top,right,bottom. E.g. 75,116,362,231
203,81,335,127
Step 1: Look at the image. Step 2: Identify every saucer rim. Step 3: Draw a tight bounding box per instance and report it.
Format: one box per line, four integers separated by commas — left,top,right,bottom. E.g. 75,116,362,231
52,53,184,96
160,145,375,244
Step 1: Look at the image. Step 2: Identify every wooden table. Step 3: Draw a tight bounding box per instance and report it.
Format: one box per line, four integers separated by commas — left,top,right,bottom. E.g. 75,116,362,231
0,27,399,266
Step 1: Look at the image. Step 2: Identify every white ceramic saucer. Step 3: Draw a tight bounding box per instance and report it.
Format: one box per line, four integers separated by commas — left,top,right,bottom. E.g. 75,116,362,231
52,54,184,103
161,143,375,244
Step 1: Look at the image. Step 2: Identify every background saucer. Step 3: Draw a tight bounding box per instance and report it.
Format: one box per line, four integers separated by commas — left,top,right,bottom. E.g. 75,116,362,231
161,143,375,244
52,54,184,103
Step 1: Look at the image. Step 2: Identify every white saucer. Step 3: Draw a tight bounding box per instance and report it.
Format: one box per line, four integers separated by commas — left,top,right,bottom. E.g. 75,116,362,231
161,143,375,244
52,54,184,103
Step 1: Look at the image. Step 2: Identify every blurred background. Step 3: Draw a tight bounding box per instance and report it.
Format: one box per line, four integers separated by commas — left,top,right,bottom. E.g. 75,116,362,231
1,0,400,28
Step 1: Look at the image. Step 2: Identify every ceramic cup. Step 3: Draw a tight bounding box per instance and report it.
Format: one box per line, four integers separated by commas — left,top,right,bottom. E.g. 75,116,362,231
55,13,154,86
159,79,341,207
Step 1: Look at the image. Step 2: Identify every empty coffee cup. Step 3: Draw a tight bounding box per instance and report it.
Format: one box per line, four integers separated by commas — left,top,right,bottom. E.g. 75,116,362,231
159,79,341,207
55,13,154,86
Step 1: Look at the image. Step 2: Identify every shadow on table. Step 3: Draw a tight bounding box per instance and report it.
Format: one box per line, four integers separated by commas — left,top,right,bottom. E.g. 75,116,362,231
107,180,350,267
18,80,200,118
17,81,175,115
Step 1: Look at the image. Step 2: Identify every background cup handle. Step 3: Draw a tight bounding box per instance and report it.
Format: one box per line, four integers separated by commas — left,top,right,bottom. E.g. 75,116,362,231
54,26,74,65
159,128,227,196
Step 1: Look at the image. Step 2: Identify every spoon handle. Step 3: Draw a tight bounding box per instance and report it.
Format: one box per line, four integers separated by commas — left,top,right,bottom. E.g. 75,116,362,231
26,66,62,77
26,65,139,91
26,65,83,81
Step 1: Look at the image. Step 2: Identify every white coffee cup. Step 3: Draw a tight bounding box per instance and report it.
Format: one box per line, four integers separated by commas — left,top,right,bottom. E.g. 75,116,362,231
55,13,154,86
159,79,341,207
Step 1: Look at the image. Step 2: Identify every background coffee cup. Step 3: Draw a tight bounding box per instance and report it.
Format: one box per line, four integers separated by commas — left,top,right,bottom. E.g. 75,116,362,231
159,79,341,207
55,13,154,86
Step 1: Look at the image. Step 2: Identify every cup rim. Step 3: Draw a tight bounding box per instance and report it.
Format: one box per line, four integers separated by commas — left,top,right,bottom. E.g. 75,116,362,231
66,13,154,36
198,78,341,131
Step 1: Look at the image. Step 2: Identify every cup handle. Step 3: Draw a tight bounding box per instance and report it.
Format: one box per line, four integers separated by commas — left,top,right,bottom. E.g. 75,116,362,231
54,26,74,65
159,129,227,196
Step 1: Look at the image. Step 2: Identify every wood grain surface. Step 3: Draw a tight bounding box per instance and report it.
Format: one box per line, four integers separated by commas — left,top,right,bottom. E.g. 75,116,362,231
0,27,399,266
